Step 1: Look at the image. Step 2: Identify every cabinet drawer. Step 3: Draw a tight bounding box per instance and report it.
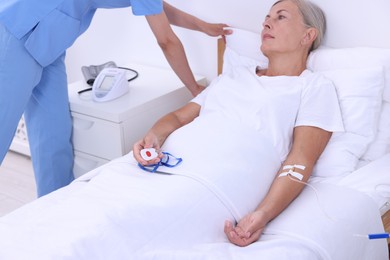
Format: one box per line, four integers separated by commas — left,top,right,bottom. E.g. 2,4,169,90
122,87,193,153
71,112,124,160
73,151,109,178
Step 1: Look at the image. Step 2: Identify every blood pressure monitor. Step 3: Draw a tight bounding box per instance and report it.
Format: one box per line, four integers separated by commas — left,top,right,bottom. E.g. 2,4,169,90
92,68,129,102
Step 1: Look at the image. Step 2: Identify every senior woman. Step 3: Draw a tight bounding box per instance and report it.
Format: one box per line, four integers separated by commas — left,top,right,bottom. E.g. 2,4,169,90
0,0,344,257
134,0,343,248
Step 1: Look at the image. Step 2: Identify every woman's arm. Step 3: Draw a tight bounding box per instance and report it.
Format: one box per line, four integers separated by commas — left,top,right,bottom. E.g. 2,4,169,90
133,102,201,165
225,125,332,247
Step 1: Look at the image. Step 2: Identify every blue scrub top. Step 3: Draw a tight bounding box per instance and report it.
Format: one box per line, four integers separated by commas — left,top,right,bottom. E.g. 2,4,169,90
0,0,163,66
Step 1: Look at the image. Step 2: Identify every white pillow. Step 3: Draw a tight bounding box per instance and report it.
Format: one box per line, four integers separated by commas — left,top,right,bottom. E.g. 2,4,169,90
308,47,390,167
223,27,267,74
312,67,385,177
307,47,390,102
358,102,390,167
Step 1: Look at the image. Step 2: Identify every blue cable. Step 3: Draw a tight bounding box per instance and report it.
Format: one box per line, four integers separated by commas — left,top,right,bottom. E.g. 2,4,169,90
367,233,390,239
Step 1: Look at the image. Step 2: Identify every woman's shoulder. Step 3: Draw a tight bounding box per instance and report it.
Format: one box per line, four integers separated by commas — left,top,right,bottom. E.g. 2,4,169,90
301,69,335,89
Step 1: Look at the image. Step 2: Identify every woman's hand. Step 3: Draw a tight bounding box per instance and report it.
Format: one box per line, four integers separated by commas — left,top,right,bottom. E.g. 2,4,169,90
132,103,201,164
224,210,269,247
133,133,163,166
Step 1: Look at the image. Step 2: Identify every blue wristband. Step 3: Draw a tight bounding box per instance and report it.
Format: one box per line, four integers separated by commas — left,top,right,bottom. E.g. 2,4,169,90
138,152,182,173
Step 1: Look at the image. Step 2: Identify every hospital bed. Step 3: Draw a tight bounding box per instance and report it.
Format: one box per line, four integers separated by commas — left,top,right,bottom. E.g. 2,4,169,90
0,1,390,259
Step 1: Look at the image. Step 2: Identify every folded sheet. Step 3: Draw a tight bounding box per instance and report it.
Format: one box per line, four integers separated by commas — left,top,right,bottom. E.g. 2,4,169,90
264,183,388,260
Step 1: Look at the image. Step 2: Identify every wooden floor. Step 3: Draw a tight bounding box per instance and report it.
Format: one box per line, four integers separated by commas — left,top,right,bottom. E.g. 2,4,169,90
0,151,36,217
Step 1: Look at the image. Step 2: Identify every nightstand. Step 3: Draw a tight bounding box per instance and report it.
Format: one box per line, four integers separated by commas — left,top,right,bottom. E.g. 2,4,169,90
9,116,30,156
68,63,206,178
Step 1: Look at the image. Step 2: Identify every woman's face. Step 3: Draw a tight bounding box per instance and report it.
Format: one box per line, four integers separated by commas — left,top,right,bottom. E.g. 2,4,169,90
261,0,309,56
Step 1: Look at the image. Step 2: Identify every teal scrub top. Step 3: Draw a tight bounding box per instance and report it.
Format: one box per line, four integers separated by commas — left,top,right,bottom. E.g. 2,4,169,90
0,0,163,66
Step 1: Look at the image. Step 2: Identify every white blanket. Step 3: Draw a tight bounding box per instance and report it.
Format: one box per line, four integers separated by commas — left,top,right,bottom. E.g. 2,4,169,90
0,161,232,259
0,153,387,259
159,115,281,220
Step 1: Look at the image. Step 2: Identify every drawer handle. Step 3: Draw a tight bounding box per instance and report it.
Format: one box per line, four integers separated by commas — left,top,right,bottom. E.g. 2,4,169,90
73,117,95,130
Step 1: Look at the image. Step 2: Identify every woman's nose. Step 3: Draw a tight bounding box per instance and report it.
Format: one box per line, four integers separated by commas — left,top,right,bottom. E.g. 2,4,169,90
262,19,271,30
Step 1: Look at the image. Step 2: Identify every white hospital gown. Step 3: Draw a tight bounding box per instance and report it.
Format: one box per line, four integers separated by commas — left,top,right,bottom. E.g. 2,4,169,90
192,66,344,161
161,65,344,220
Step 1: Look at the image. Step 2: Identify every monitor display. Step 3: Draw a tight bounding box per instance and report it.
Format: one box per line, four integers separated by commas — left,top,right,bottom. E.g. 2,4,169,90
98,75,115,90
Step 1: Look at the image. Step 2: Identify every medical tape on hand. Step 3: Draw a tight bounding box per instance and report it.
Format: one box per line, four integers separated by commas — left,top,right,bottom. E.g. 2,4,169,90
278,164,305,181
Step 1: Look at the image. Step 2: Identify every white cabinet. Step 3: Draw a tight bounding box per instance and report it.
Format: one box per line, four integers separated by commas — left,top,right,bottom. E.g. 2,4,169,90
9,116,31,156
68,63,206,178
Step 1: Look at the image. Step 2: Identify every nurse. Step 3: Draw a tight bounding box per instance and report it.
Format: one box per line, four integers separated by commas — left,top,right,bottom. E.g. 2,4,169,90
0,0,231,197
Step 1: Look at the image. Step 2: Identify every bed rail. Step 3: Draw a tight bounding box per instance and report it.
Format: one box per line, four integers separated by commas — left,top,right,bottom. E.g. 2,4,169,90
382,211,390,245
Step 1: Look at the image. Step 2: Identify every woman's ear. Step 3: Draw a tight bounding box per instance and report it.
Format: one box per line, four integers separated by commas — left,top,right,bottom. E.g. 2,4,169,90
301,28,318,47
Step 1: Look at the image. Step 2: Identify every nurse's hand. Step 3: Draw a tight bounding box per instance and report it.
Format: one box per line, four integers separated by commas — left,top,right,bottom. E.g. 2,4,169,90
190,83,206,97
201,22,232,37
224,210,269,247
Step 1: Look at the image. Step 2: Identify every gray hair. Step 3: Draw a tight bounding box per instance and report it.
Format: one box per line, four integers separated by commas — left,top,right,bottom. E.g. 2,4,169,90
273,0,326,51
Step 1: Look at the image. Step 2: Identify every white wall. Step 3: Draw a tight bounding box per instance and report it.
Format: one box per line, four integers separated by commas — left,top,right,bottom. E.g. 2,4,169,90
65,0,390,84
65,0,269,84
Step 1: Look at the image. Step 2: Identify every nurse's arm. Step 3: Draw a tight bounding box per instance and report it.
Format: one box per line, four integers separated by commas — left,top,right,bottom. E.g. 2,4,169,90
162,1,231,37
146,12,203,96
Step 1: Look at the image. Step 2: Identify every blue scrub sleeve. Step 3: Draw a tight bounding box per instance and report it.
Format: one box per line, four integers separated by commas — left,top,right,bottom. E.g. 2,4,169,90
131,0,163,15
